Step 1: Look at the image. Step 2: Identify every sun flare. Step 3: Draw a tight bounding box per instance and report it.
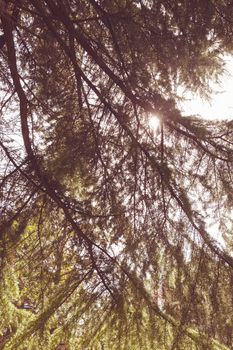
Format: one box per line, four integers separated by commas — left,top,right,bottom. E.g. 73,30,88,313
148,115,160,131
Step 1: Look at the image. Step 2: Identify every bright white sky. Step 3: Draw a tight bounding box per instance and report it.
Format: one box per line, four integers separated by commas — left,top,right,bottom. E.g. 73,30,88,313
181,57,233,248
181,55,233,121
149,57,233,249
149,56,233,129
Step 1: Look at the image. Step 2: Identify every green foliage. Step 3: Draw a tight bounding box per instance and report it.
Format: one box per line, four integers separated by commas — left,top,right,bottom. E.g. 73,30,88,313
1,1,233,349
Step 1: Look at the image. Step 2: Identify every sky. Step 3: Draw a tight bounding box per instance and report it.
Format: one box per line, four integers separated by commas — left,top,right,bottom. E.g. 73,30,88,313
180,55,233,121
149,57,233,249
182,57,233,248
149,56,233,129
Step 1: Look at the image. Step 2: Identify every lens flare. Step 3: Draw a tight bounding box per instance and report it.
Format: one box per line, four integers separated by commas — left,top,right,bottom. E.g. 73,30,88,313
148,115,160,130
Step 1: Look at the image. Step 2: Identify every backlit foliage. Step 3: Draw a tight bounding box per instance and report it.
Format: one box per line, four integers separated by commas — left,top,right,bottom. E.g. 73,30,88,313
1,1,233,349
